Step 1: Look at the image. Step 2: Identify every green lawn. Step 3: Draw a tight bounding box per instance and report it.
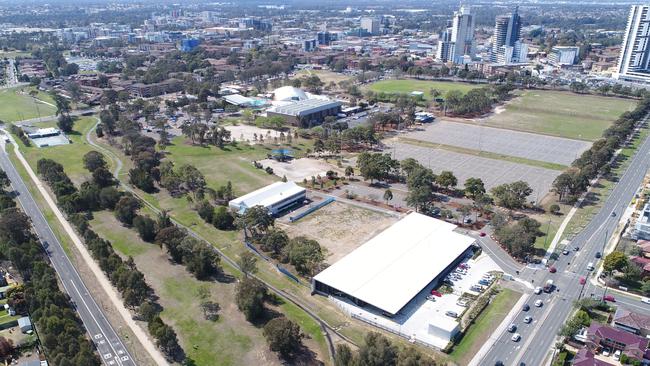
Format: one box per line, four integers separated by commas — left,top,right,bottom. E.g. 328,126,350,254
90,211,151,257
19,116,110,185
0,86,56,122
476,90,636,141
450,288,521,365
366,79,480,99
562,125,650,242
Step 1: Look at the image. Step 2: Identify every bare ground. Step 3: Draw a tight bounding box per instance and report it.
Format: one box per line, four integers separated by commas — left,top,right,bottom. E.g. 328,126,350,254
280,201,398,264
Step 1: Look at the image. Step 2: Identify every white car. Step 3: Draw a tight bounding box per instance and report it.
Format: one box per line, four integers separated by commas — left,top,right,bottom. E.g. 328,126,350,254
524,316,532,324
511,333,521,342
602,348,610,357
614,350,621,360
534,287,543,295
642,297,650,304
535,300,543,307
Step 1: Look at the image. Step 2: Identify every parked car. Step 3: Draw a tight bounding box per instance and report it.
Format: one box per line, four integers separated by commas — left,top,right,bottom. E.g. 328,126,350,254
471,285,483,292
641,297,650,304
602,348,610,357
457,299,469,307
604,295,616,302
549,266,557,273
614,350,621,360
511,333,521,342
535,300,543,307
507,324,517,332
445,311,458,318
430,290,442,297
426,295,436,301
479,279,490,286
522,304,530,311
524,316,532,324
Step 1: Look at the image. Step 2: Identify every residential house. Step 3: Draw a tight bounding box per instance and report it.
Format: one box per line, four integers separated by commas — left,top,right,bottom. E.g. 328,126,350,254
586,322,649,360
613,309,650,336
572,348,615,366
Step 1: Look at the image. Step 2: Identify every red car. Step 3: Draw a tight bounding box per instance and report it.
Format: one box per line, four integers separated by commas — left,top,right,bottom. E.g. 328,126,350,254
579,277,586,285
479,232,487,237
603,295,616,302
430,290,442,297
549,266,557,273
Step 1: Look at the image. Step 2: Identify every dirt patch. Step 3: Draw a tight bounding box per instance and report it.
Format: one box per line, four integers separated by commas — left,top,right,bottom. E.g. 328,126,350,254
259,158,339,182
280,201,398,263
225,125,285,144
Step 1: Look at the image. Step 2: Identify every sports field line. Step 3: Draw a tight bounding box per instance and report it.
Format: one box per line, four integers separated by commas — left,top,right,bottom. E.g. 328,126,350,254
397,137,568,171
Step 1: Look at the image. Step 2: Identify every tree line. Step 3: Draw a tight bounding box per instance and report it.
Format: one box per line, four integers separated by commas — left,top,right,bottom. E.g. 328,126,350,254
37,155,186,361
0,168,101,365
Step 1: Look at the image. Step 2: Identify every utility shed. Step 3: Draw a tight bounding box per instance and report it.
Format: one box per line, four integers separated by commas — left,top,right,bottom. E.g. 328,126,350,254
312,212,475,316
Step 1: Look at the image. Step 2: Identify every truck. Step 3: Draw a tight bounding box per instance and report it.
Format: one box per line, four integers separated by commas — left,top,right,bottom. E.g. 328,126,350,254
543,279,554,293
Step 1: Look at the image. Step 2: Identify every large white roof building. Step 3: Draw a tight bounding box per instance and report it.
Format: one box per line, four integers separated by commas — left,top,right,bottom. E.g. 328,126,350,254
312,212,476,315
228,181,306,215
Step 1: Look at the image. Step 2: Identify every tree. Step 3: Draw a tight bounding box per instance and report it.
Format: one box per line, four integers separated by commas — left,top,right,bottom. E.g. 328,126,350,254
114,196,141,226
358,332,398,366
603,251,628,274
263,317,303,358
345,166,354,177
181,237,220,279
286,236,324,276
334,344,355,366
0,337,13,360
235,205,274,238
464,177,486,199
491,181,533,209
133,215,157,242
212,206,235,230
178,164,206,198
138,301,160,322
549,204,561,215
235,277,267,322
436,171,457,190
93,167,115,188
397,347,436,366
83,151,107,172
57,114,74,133
99,186,122,210
238,251,258,277
0,208,31,244
383,189,393,203
155,226,186,263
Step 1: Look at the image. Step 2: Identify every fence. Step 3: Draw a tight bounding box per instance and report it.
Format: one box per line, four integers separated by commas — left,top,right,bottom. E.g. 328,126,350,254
350,313,439,351
289,197,335,222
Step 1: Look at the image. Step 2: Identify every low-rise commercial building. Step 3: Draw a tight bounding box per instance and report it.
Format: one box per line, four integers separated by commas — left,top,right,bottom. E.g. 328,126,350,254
228,181,306,215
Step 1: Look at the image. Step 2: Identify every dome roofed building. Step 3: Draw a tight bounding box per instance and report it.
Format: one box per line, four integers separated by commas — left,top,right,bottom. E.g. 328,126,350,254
273,86,308,102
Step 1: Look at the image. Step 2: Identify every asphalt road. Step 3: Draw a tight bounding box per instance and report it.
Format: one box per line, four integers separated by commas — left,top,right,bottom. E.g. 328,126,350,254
481,121,650,366
0,144,136,366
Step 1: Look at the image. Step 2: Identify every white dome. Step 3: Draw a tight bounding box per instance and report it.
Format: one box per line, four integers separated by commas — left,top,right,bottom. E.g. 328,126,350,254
273,86,308,102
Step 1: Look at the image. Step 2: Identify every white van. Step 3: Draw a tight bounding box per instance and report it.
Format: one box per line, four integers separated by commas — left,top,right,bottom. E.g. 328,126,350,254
587,262,595,271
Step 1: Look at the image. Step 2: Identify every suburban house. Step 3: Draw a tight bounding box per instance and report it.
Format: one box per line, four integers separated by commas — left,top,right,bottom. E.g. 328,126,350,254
630,256,650,275
635,203,650,240
614,309,650,336
586,322,649,360
638,240,650,258
572,348,615,366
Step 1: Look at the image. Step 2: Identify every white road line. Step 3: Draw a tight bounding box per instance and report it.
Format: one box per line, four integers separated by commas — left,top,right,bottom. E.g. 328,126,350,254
69,280,124,366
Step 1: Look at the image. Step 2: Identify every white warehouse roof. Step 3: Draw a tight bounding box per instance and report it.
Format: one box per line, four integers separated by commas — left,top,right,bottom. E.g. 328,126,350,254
229,181,305,213
313,212,475,315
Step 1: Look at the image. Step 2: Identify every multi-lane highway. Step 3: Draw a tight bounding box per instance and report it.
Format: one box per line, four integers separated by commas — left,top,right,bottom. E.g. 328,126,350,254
481,120,650,366
0,142,136,366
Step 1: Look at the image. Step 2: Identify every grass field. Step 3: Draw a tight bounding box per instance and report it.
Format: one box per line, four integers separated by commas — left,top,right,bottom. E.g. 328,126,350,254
0,86,56,122
366,79,480,99
475,90,637,141
28,130,331,364
294,69,352,85
449,288,521,365
19,117,110,185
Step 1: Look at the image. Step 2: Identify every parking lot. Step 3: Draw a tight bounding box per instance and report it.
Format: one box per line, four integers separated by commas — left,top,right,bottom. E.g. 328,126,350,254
385,141,559,201
404,121,591,166
332,252,501,349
